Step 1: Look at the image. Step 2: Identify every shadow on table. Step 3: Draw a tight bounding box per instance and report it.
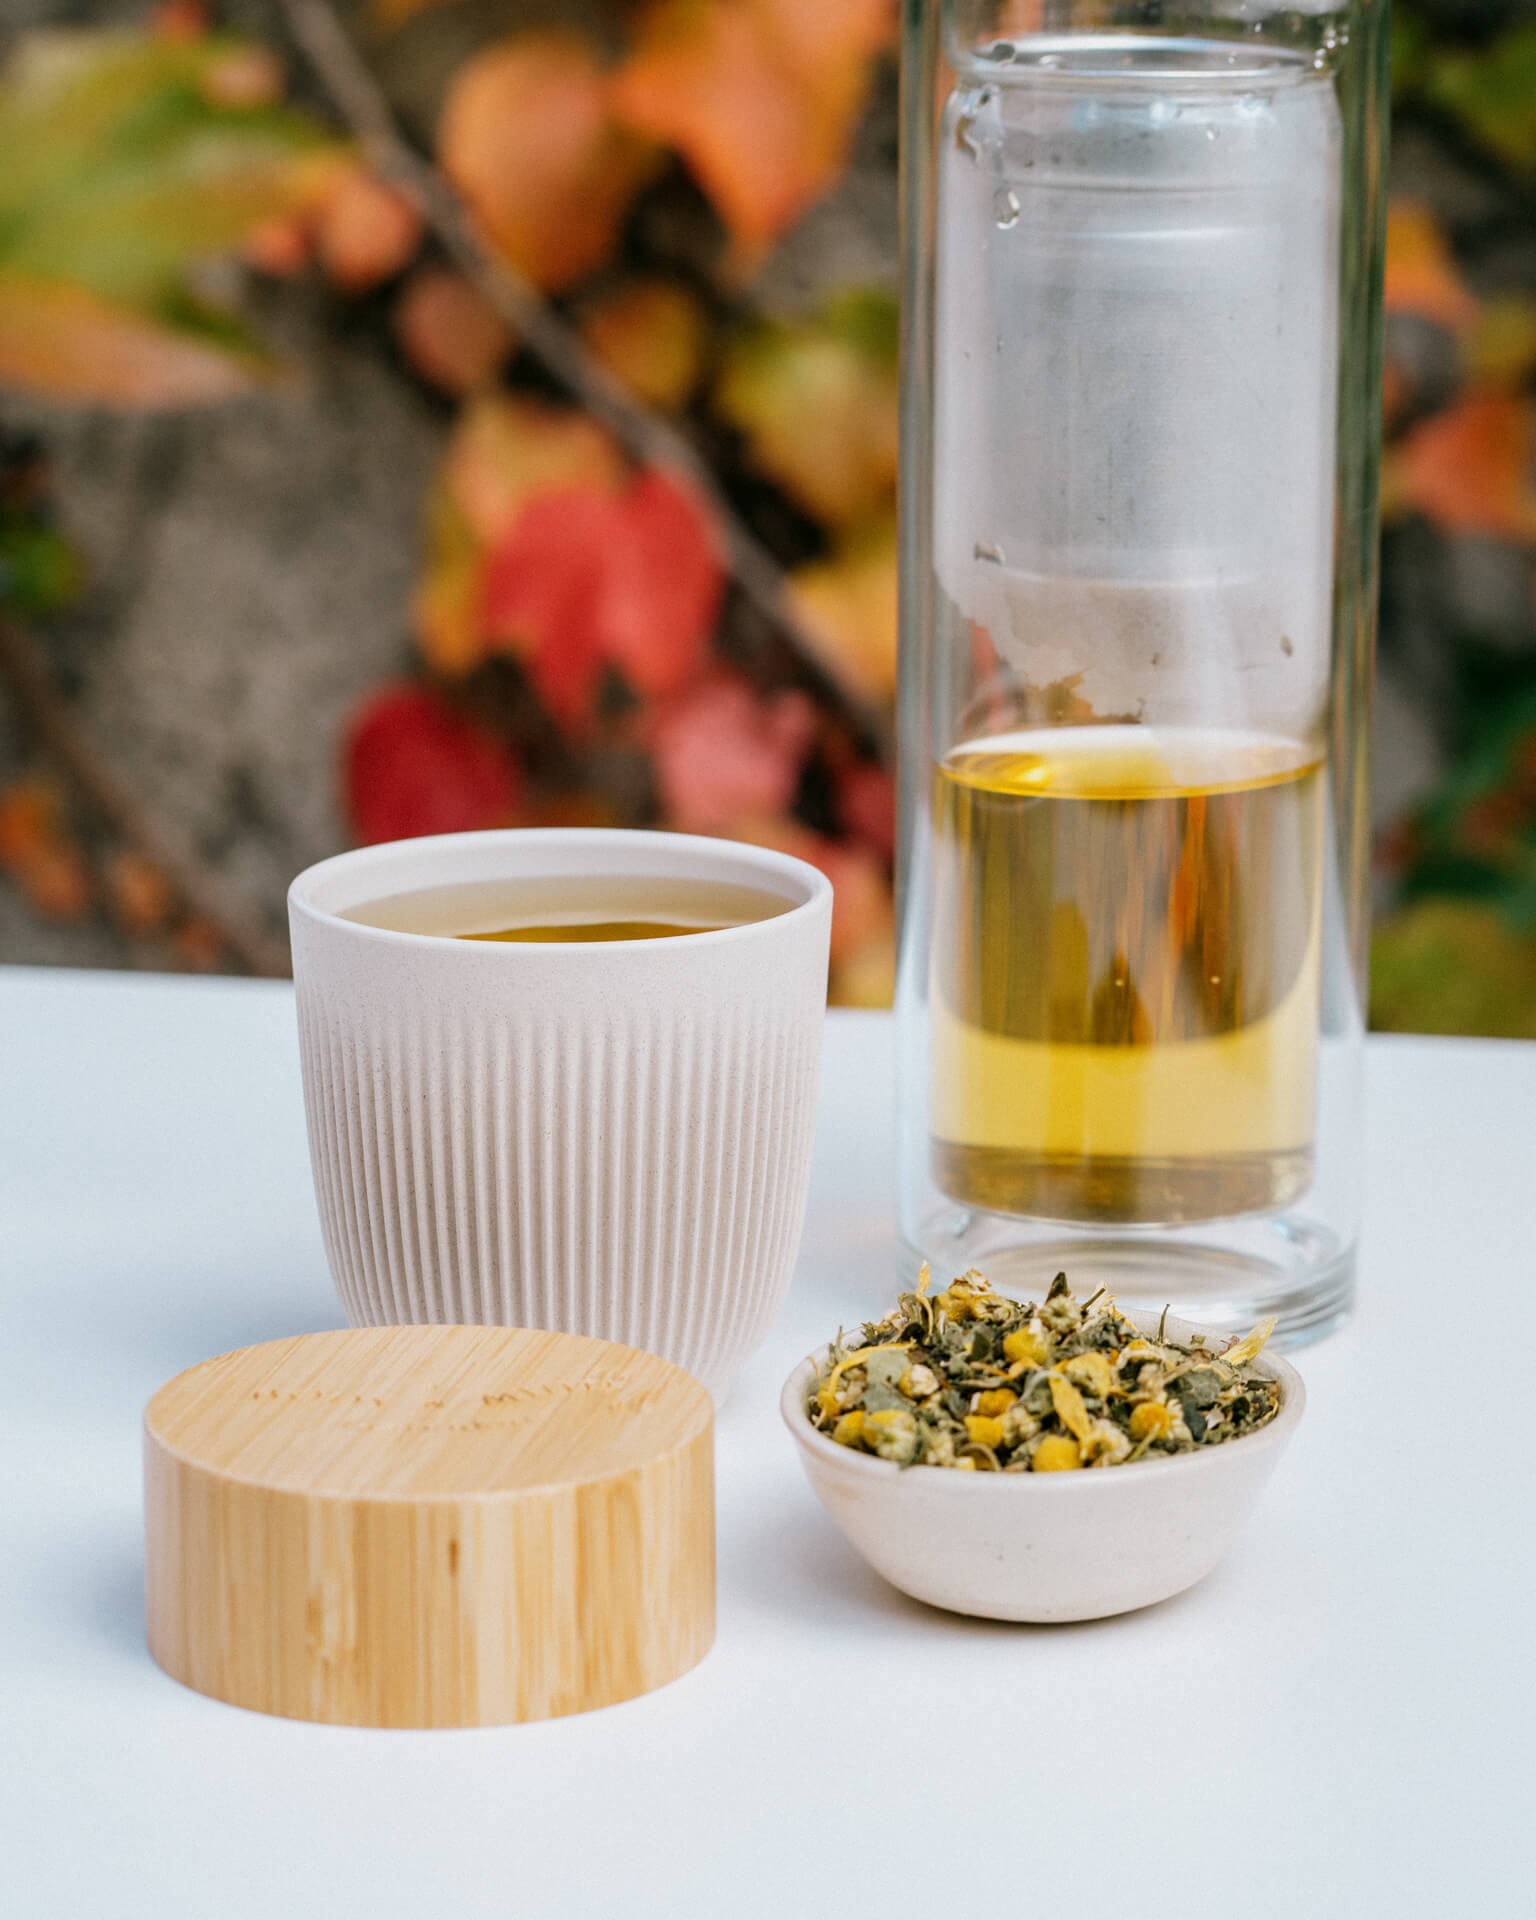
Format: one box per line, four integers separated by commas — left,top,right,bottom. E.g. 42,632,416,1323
88,1539,154,1669
727,1484,1208,1641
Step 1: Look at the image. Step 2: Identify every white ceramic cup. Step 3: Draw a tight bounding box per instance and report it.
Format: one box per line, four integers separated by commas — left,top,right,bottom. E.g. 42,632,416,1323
289,828,832,1394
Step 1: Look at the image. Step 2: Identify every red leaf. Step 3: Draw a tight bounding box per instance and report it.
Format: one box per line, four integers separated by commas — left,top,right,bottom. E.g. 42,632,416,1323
480,467,725,734
835,759,895,860
651,675,817,832
345,684,521,845
481,488,615,733
599,469,724,698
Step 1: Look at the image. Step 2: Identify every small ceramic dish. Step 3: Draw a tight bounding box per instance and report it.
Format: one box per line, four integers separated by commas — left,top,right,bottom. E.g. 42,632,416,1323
780,1310,1304,1623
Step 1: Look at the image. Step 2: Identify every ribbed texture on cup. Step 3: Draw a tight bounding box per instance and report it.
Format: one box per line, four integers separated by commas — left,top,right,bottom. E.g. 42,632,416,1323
296,987,821,1393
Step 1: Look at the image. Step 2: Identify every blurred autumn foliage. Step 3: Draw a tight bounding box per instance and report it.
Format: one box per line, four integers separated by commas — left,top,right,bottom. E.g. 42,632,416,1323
1,1,1535,1030
1373,8,1536,1035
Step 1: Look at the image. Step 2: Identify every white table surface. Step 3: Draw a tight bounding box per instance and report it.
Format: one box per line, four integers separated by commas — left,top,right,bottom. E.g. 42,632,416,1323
2,966,1533,1919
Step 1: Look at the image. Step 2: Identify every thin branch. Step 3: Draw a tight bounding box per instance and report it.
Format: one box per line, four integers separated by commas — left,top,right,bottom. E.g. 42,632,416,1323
277,0,889,753
0,616,291,978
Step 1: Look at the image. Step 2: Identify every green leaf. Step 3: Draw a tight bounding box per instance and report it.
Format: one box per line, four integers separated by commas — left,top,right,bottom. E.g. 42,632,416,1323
717,287,899,528
0,522,82,616
1372,899,1536,1038
1426,23,1536,176
0,30,340,403
1391,12,1434,99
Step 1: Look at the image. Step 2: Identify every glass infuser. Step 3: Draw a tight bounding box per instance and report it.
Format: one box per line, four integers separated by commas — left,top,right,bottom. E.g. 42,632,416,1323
897,0,1388,1339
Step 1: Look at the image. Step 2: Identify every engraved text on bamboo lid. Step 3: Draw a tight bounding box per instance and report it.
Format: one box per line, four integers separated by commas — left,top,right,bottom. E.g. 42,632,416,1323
145,1325,712,1498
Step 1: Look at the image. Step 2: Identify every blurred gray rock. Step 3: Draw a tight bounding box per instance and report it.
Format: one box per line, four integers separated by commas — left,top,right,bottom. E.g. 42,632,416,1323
1,289,443,968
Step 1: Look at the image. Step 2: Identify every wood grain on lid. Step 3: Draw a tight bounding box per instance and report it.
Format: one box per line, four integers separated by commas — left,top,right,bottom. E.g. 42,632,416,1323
144,1325,715,1726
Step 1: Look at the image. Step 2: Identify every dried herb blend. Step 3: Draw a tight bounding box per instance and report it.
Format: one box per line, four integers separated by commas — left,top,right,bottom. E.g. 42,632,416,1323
808,1270,1280,1470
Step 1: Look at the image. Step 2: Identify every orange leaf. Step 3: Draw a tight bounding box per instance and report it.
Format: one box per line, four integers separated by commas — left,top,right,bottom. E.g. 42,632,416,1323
0,775,91,920
412,480,486,677
393,267,513,395
830,925,895,1007
199,43,284,109
0,776,55,871
790,516,897,697
598,469,724,697
815,834,892,969
314,167,423,293
578,279,709,410
0,272,256,406
242,213,310,277
650,677,817,831
438,32,659,293
612,0,894,254
345,684,522,845
104,850,174,937
370,0,458,27
442,394,624,546
172,917,225,971
18,845,94,920
1395,393,1536,540
1384,203,1479,335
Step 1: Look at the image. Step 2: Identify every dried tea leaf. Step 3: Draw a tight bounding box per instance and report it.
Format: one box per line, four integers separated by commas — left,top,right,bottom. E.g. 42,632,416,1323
807,1270,1282,1471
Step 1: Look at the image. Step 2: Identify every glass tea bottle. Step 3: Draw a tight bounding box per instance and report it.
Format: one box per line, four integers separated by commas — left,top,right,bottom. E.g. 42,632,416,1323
896,0,1388,1339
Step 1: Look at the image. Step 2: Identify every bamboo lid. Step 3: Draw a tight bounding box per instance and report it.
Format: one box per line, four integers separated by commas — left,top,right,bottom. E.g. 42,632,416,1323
144,1325,714,1727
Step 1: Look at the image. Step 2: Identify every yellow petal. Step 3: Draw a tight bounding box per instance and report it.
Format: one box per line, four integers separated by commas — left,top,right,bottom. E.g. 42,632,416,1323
1222,1318,1277,1369
1129,1401,1173,1441
1031,1433,1081,1472
1002,1327,1048,1367
1048,1372,1093,1443
1062,1351,1115,1398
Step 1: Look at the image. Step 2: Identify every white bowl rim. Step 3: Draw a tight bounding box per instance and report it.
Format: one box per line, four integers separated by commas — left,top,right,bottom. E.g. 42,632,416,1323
288,826,834,953
780,1304,1305,1491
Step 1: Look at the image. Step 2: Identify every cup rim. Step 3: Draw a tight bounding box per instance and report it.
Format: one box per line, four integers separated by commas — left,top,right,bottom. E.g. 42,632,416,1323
288,826,835,953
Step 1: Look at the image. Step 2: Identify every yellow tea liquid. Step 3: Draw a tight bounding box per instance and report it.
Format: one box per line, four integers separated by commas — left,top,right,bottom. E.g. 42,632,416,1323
930,726,1325,1224
344,874,791,942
